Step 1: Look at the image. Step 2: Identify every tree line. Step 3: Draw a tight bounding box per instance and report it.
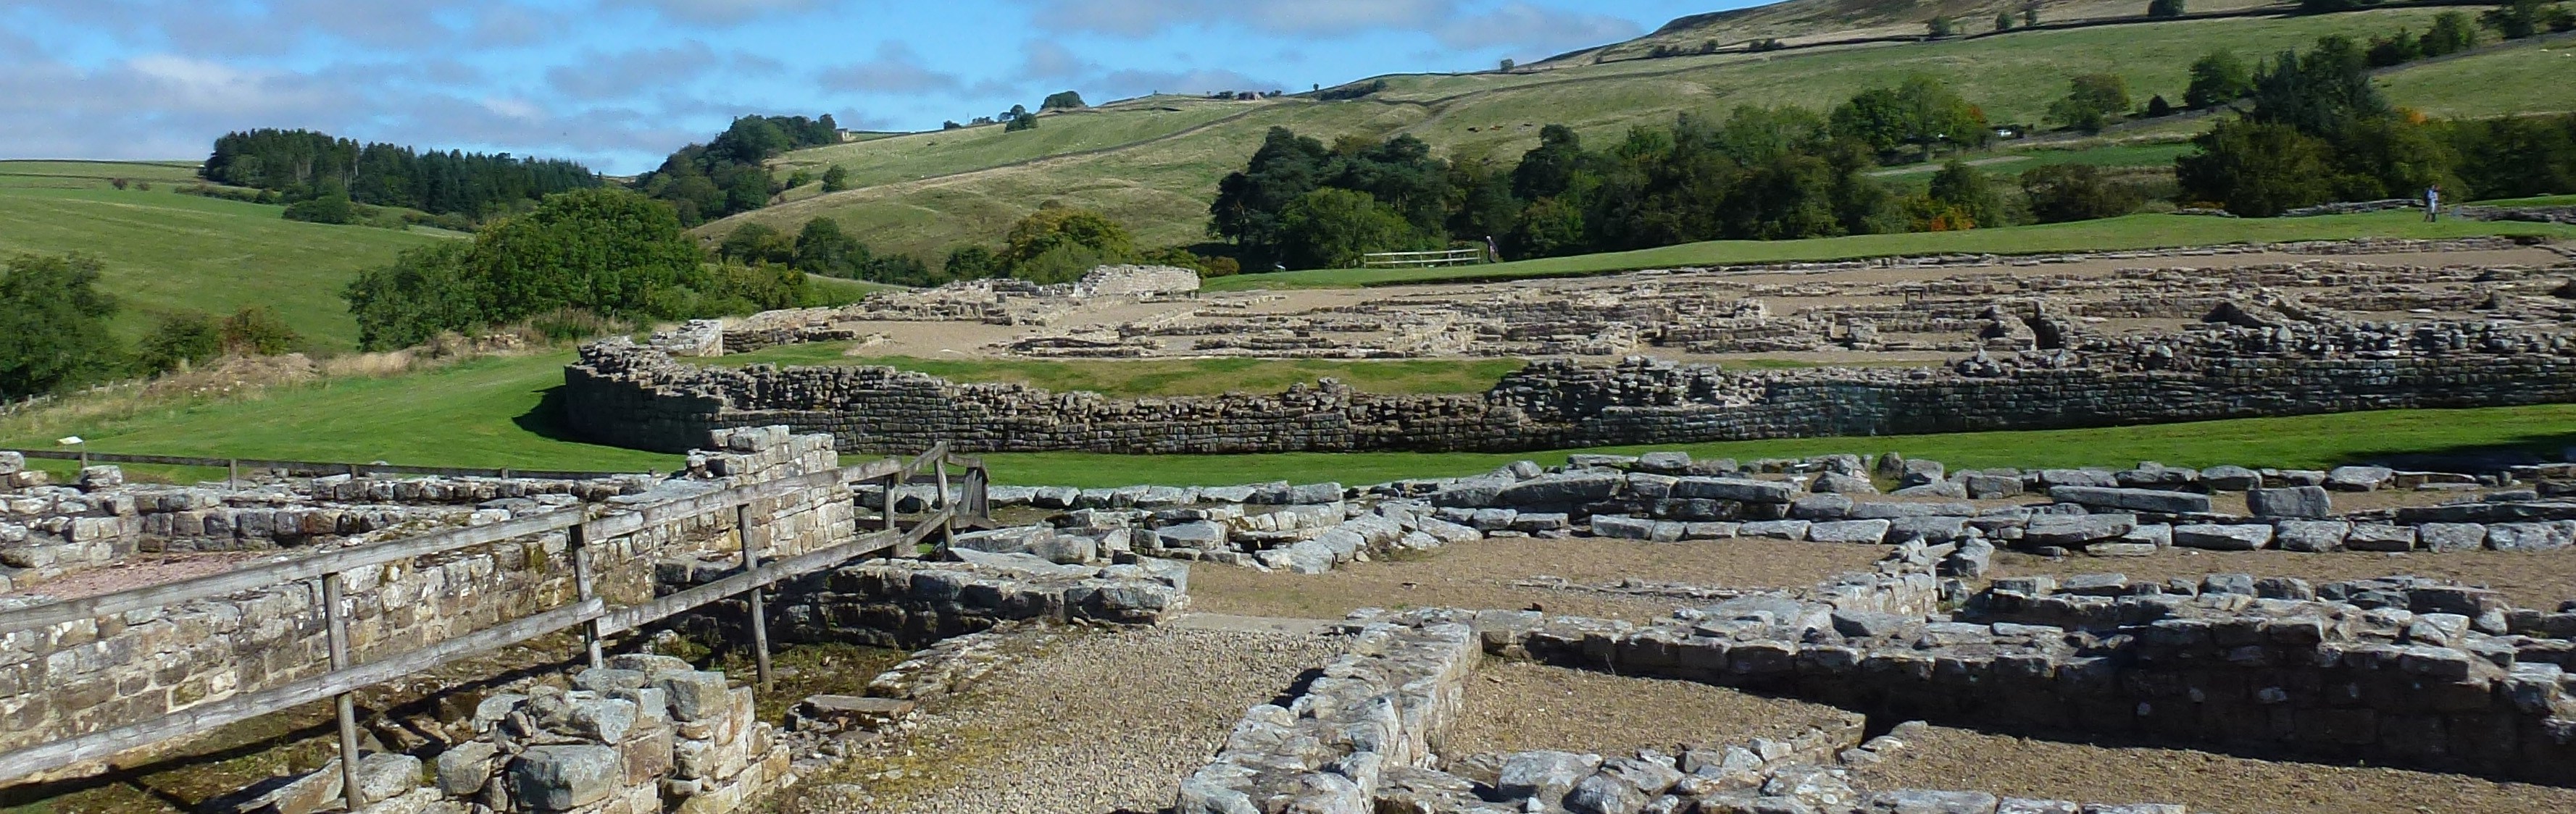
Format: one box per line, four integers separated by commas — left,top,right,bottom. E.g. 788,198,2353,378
714,203,1238,289
635,115,843,227
201,130,602,225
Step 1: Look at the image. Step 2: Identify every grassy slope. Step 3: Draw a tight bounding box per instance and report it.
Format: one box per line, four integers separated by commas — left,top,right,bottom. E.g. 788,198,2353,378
9,347,2574,487
1202,209,2576,290
0,162,450,351
722,8,2530,262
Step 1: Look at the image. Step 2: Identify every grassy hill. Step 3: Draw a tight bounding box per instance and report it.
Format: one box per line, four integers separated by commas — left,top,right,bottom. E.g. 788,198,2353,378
719,7,2559,264
0,160,454,351
1575,0,2285,60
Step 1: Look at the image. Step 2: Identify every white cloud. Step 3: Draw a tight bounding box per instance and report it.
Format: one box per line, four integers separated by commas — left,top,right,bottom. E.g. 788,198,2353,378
1435,2,1642,54
1090,67,1275,97
1017,0,1455,37
815,41,964,94
622,0,833,25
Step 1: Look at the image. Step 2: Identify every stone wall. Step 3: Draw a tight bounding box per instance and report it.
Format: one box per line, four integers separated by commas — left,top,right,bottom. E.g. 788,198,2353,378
761,557,1189,649
0,430,854,762
560,317,2576,455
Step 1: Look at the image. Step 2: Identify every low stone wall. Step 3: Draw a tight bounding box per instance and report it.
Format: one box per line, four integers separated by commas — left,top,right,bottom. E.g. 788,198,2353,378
0,430,853,761
561,316,2576,455
762,557,1190,649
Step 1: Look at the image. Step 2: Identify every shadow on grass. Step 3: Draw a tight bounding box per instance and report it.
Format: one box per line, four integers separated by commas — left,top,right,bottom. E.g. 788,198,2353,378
2329,430,2576,471
509,385,589,445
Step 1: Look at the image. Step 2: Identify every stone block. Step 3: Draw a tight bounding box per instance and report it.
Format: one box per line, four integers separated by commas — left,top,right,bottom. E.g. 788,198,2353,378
2247,487,2333,519
510,745,624,812
2199,466,2262,491
2024,515,2135,547
1288,482,1344,505
1867,789,2001,813
573,668,650,693
2419,523,2490,553
1738,520,1810,540
1673,478,1796,503
1283,539,1334,574
2489,521,2576,551
1155,521,1227,550
791,695,914,731
1593,515,1656,540
2173,524,2273,551
1812,473,1879,495
1808,520,1892,544
1791,495,1854,520
653,672,732,722
1963,474,2023,499
1497,473,1624,506
2273,521,2350,553
2343,524,2417,552
2048,487,2210,515
436,742,498,797
1499,751,1601,807
2327,466,2396,492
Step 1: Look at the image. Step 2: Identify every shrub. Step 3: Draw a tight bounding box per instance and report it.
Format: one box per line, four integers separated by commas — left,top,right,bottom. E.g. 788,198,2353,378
283,194,356,224
139,311,222,373
2423,12,2480,55
2021,164,2143,222
218,306,302,356
1277,188,1430,269
2148,0,2186,18
2047,74,2132,134
0,253,123,398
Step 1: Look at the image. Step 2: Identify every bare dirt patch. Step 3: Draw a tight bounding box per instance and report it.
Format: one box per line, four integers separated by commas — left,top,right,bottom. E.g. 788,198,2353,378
1849,723,2576,814
4,551,268,600
1442,660,1856,760
1187,537,1890,621
1990,547,2576,610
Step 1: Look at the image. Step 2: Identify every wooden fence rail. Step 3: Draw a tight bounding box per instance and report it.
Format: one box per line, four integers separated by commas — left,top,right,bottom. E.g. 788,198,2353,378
0,443,986,804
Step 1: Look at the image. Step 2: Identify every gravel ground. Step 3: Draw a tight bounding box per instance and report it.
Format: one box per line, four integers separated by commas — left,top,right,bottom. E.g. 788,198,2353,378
1190,537,1887,622
804,626,1336,814
1991,548,2576,610
1850,723,2576,814
1442,660,1857,760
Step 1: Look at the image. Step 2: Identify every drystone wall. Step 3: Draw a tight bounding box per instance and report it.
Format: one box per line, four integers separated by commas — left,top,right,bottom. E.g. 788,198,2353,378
0,429,853,760
562,318,2576,455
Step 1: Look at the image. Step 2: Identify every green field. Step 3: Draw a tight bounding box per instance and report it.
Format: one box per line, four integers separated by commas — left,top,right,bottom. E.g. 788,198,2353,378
703,348,1527,397
9,345,2576,488
1203,209,2576,290
0,161,452,350
725,8,2554,263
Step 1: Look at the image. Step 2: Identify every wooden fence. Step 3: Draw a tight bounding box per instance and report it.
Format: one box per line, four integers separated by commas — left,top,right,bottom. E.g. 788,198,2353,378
0,443,987,809
1362,247,1488,269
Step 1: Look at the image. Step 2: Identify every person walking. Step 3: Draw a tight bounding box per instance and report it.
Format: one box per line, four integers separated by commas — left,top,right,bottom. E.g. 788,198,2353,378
2425,184,2442,222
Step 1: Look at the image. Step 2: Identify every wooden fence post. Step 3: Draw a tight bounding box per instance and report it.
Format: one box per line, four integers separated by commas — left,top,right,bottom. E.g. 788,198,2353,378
322,572,366,812
735,503,772,689
228,459,238,490
571,524,602,670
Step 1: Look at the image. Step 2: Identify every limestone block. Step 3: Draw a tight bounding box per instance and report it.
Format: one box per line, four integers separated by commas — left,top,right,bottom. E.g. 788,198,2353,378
1738,520,1811,540
2247,487,2333,519
1792,495,1854,521
1499,752,1601,808
1963,474,2023,499
2273,521,2351,553
1283,539,1334,574
1812,473,1878,495
2173,524,2274,551
436,742,498,797
2487,521,2576,552
2419,523,2490,553
2343,524,2417,552
1593,516,1656,541
510,745,624,811
2198,466,2262,491
2048,487,2211,515
2025,515,2136,547
2326,466,2396,492
1155,521,1227,550
1674,478,1796,503
653,672,732,723
1867,789,2001,813
1807,520,1892,545
1497,473,1625,506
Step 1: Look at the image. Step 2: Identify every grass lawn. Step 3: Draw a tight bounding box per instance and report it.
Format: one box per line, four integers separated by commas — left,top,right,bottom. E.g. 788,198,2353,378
1,353,678,479
1205,210,2576,290
978,403,2576,487
0,184,449,351
700,348,1527,397
8,347,2575,490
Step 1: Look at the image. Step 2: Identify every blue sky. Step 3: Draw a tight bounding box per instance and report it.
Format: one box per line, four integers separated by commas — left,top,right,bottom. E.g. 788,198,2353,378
0,0,1732,175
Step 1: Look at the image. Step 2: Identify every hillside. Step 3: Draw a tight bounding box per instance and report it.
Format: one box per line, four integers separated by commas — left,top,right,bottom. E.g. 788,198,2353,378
1563,0,2284,62
0,160,454,351
720,7,2559,263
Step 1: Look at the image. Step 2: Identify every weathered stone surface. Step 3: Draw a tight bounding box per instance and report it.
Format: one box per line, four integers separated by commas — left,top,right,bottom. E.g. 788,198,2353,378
653,672,732,722
2024,515,2137,547
1674,478,1798,503
2419,522,2490,552
436,742,499,797
1807,520,1893,545
2343,524,2417,552
1962,474,2023,499
2199,466,2262,491
1499,473,1625,506
2273,521,2351,553
2326,466,2396,492
510,745,623,811
1738,520,1812,540
1499,752,1602,808
2172,524,2274,551
2247,487,2333,519
1812,473,1879,495
2488,521,2576,552
2048,487,2211,515
1791,495,1854,521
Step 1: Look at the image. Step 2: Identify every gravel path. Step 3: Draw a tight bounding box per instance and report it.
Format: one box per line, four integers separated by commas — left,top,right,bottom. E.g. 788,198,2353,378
1442,660,1858,761
1851,723,2576,814
812,626,1335,814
